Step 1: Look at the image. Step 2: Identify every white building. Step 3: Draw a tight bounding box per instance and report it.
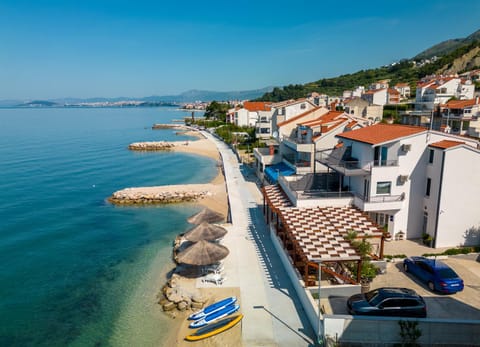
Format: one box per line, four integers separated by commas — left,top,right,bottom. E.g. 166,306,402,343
415,77,475,111
440,98,480,137
394,83,411,99
228,101,272,128
276,124,480,248
361,88,388,106
270,98,317,137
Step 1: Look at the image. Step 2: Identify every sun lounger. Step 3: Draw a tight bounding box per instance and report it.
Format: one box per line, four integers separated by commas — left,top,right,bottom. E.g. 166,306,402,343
202,273,226,285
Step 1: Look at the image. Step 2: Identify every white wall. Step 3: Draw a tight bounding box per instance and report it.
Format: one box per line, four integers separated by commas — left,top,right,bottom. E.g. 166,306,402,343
435,146,480,247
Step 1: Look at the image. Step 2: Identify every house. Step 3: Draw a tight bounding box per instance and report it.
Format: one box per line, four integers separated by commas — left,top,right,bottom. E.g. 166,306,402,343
228,101,272,127
344,97,383,121
273,123,479,248
361,88,387,106
270,98,317,137
387,88,400,104
369,79,390,90
415,76,475,111
440,98,480,137
394,83,411,99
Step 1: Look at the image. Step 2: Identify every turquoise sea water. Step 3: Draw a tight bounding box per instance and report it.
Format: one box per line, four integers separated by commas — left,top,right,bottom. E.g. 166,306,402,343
0,107,216,346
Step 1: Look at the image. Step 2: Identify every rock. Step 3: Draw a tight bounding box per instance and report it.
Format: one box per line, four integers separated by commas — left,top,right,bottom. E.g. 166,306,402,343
177,301,188,311
192,293,206,303
162,302,176,311
191,301,203,309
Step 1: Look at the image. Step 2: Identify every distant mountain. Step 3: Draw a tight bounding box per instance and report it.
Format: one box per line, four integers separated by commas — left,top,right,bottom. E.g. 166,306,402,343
414,29,480,60
0,87,273,107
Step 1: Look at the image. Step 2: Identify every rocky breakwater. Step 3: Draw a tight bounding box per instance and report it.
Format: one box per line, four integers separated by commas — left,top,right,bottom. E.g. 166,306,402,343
108,186,208,205
128,141,176,151
159,274,207,314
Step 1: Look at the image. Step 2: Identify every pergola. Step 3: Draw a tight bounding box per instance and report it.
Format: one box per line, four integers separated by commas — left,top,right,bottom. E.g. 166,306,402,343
263,185,385,285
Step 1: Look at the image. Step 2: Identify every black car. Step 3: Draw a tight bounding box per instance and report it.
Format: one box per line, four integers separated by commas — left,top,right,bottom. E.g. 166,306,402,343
347,287,427,318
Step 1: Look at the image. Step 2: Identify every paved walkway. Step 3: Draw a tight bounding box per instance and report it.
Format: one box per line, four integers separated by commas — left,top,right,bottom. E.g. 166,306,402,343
204,132,316,347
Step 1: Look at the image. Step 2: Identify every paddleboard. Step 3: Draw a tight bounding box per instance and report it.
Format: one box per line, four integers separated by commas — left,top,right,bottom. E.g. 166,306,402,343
188,296,236,321
185,314,243,341
189,303,240,329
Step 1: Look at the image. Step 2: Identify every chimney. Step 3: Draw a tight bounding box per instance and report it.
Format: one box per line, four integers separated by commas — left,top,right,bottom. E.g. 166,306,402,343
476,96,479,105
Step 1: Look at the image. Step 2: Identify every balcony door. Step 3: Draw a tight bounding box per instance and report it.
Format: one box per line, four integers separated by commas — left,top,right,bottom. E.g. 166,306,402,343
374,146,388,166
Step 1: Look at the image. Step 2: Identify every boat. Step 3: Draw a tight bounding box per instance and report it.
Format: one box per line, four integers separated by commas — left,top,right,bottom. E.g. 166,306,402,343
189,304,240,329
188,296,237,321
185,314,243,341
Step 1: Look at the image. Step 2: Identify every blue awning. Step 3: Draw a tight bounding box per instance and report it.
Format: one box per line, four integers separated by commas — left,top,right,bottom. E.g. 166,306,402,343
265,162,295,184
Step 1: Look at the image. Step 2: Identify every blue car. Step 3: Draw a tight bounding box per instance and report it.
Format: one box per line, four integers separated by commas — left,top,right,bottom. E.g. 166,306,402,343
403,256,464,293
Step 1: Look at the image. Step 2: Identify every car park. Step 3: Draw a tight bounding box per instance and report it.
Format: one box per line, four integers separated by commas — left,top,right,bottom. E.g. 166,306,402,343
403,256,464,293
347,287,427,318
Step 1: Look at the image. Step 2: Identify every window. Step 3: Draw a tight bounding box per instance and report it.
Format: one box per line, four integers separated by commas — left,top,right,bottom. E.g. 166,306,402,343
428,149,434,164
426,178,431,197
376,182,391,194
300,103,306,109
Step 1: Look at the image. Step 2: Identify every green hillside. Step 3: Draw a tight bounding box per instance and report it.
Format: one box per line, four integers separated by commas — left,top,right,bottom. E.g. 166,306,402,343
257,38,480,102
415,29,480,60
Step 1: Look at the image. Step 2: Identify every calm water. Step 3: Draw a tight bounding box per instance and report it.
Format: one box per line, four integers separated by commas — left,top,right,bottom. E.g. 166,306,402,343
0,107,216,346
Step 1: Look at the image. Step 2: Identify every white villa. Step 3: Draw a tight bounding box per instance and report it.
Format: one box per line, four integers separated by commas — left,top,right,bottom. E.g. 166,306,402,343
265,123,480,248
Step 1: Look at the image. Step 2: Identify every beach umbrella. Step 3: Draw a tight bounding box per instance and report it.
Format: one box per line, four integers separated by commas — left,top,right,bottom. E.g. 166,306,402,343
183,222,228,242
176,240,229,266
187,208,224,225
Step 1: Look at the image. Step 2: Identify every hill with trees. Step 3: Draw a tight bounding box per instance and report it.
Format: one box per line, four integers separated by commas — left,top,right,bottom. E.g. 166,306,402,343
257,31,480,102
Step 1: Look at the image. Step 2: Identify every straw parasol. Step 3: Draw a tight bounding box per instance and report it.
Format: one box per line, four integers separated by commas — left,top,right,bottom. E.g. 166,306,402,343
176,240,229,266
183,222,228,242
187,208,224,225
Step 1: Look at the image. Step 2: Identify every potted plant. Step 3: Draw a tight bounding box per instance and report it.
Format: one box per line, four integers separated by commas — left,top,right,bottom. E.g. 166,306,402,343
345,231,379,292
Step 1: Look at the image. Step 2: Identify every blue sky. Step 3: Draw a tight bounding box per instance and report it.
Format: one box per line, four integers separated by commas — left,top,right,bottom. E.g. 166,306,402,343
1,0,480,99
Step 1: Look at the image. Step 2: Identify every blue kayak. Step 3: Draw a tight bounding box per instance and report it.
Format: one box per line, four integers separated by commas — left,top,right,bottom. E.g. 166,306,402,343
189,303,240,329
188,296,237,321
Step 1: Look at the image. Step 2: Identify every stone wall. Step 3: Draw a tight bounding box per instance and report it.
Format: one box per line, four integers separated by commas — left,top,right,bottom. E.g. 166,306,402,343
128,141,176,151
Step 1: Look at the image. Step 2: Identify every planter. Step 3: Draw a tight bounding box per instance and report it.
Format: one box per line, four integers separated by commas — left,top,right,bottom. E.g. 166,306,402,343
361,281,371,293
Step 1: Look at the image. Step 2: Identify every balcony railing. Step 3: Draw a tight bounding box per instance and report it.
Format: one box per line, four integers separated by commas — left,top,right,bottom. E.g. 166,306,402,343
356,193,405,203
282,135,311,144
315,150,371,175
297,190,355,200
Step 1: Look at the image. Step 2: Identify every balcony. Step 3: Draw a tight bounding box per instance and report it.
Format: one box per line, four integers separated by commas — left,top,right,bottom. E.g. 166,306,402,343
254,147,281,166
278,173,354,207
282,153,312,174
315,149,371,176
353,193,405,212
282,135,314,152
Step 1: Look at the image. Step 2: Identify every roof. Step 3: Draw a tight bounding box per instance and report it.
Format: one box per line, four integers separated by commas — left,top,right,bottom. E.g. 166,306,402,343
395,83,409,88
364,88,386,95
388,88,400,95
429,140,465,150
276,107,321,127
444,99,477,109
278,206,383,262
243,101,271,112
336,124,427,145
299,111,344,127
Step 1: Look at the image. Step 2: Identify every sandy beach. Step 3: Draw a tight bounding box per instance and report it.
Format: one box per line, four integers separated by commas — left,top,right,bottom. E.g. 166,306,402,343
158,131,242,346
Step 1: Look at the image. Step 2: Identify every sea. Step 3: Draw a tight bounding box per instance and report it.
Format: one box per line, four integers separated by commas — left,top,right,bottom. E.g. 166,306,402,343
0,107,217,347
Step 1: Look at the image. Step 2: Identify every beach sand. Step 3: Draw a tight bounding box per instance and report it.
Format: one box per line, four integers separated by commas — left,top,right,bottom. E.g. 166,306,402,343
159,131,242,346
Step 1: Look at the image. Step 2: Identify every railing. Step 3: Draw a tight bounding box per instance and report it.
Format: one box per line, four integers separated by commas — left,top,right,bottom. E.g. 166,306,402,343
297,190,355,200
282,134,311,145
356,193,405,203
373,159,398,167
315,150,372,173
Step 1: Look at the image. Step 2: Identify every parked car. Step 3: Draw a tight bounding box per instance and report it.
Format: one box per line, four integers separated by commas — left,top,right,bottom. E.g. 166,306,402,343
347,287,427,318
403,256,464,293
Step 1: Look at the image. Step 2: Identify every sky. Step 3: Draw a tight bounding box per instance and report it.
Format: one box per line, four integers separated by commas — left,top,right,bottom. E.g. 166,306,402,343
1,0,480,100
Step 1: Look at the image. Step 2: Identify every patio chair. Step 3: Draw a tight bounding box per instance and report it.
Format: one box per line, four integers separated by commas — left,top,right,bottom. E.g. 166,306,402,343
202,273,226,285
201,262,224,275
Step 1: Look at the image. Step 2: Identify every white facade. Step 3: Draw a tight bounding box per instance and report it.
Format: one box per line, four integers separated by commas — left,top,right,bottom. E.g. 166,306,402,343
426,145,480,247
314,125,480,248
361,89,387,106
415,78,475,111
271,99,317,136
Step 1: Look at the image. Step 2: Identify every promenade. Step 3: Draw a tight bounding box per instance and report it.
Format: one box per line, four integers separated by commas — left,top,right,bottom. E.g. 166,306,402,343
203,131,316,347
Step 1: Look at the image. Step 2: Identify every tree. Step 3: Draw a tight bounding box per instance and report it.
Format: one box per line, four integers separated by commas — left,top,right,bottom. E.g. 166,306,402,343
204,101,230,122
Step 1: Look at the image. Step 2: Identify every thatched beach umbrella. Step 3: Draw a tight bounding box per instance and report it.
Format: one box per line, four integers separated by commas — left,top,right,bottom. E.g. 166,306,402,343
176,240,229,266
187,208,224,225
183,222,228,242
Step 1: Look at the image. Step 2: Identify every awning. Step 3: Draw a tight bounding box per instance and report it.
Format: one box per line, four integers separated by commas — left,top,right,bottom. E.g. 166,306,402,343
265,162,295,184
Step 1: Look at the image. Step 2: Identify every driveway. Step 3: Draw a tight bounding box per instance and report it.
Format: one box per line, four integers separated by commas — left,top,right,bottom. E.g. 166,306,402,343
326,254,480,320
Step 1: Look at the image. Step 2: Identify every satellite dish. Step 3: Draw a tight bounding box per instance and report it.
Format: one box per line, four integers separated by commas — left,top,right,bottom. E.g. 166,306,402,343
272,131,278,139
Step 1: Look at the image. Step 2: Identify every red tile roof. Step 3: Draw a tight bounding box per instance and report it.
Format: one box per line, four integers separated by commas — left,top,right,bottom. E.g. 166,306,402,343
444,99,477,109
429,140,465,149
277,107,321,127
299,111,344,127
243,101,272,112
336,124,427,145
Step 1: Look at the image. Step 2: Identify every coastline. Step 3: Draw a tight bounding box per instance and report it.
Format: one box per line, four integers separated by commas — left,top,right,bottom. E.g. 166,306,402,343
154,130,239,345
